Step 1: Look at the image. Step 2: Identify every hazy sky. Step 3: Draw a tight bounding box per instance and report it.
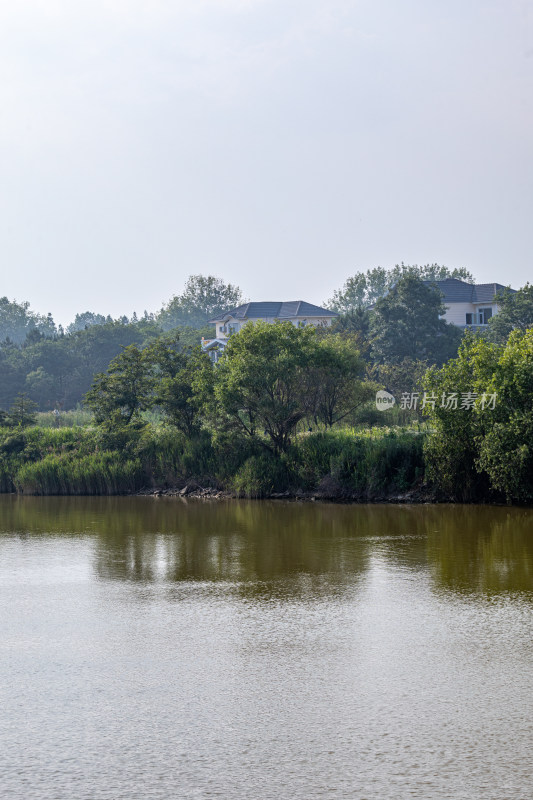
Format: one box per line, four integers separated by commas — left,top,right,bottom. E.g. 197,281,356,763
1,0,531,325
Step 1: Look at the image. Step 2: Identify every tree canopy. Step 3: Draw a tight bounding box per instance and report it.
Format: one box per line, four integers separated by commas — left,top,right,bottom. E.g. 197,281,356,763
370,276,462,365
210,321,371,452
423,328,533,503
327,263,475,313
0,297,56,344
487,283,533,343
158,275,245,330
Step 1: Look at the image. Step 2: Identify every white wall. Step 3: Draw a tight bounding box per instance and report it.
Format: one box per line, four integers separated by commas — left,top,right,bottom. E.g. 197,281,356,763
443,302,497,326
442,302,475,326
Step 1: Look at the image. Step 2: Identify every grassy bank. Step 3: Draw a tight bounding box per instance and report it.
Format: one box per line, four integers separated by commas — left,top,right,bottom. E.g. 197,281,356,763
0,424,425,499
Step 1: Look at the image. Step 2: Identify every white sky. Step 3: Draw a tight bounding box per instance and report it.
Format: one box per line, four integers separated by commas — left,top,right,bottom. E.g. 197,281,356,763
0,0,532,326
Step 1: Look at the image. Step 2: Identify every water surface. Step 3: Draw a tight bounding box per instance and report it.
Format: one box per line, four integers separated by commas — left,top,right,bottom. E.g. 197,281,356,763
1,497,532,799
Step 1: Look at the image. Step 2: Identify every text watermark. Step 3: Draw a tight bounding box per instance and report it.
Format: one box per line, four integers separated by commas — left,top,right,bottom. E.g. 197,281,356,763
376,391,498,412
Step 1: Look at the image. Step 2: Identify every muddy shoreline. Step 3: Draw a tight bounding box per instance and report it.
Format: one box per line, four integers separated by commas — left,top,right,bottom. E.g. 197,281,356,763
136,481,441,504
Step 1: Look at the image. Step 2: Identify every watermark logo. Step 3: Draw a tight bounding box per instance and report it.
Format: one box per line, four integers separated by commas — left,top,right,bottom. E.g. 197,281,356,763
375,390,396,411
375,389,498,411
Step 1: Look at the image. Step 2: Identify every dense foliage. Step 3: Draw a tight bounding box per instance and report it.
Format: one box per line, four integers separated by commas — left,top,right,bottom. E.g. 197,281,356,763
486,283,533,343
423,329,533,503
158,275,244,330
327,263,474,312
370,276,462,365
1,269,531,504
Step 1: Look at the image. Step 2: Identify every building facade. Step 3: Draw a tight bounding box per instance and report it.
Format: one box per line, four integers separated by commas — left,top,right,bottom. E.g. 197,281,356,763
202,301,337,361
424,279,512,328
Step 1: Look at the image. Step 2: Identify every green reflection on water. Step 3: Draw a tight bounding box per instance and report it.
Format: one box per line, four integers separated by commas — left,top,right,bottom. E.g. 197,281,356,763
0,496,531,598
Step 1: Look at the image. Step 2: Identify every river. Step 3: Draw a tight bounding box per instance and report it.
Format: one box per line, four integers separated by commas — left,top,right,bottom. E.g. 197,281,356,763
1,496,532,799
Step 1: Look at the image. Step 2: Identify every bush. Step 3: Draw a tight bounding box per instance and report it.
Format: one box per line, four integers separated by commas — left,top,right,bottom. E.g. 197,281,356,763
232,452,291,498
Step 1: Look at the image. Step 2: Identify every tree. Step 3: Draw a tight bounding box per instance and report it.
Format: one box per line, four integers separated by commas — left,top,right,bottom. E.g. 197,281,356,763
147,336,210,436
476,328,533,502
22,338,77,409
67,311,108,334
423,328,533,503
213,321,319,453
327,267,388,312
330,306,371,337
312,335,375,428
327,263,474,312
0,297,56,344
487,283,533,343
158,275,245,330
25,367,56,409
85,345,153,424
377,358,429,403
7,393,38,429
0,344,26,409
370,276,462,365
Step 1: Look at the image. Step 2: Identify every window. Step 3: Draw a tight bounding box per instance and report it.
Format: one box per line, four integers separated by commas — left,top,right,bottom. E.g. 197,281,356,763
478,307,492,325
466,308,492,326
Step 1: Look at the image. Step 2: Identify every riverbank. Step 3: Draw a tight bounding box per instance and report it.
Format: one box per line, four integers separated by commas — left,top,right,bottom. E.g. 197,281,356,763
0,422,519,505
0,424,428,500
136,479,440,504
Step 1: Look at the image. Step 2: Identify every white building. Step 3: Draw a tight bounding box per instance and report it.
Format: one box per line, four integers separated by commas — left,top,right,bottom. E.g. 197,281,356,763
202,301,337,361
423,279,513,328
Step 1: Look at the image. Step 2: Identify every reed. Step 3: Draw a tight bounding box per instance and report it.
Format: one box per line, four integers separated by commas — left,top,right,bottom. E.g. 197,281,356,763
0,423,425,498
14,452,144,496
291,428,425,497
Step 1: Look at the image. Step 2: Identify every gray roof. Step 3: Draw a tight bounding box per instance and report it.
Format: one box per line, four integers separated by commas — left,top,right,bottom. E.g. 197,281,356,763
423,278,513,304
209,301,337,323
202,338,227,350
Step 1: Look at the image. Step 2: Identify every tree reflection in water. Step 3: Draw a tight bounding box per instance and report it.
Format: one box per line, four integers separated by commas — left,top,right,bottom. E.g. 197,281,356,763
0,496,531,599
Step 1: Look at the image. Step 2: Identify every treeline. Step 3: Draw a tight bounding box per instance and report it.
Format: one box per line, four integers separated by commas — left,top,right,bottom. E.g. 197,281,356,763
1,307,532,502
0,274,242,410
0,320,423,499
1,264,532,504
0,265,475,411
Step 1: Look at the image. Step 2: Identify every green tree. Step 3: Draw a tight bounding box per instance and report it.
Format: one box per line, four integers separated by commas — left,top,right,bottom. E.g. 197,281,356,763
423,328,533,503
159,275,244,330
7,393,38,429
147,336,211,436
312,335,375,428
370,276,462,365
0,297,56,344
213,321,319,453
377,358,429,402
487,283,533,343
85,345,153,424
330,307,371,337
67,311,108,334
327,267,389,312
0,343,26,409
422,334,498,500
476,328,533,502
327,263,474,312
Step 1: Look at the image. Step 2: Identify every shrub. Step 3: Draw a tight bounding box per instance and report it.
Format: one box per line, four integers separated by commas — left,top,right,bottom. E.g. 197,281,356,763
232,453,291,498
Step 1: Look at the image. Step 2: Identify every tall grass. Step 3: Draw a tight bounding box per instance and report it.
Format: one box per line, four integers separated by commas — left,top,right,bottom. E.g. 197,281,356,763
292,428,425,498
0,422,426,498
36,409,94,428
14,452,144,495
